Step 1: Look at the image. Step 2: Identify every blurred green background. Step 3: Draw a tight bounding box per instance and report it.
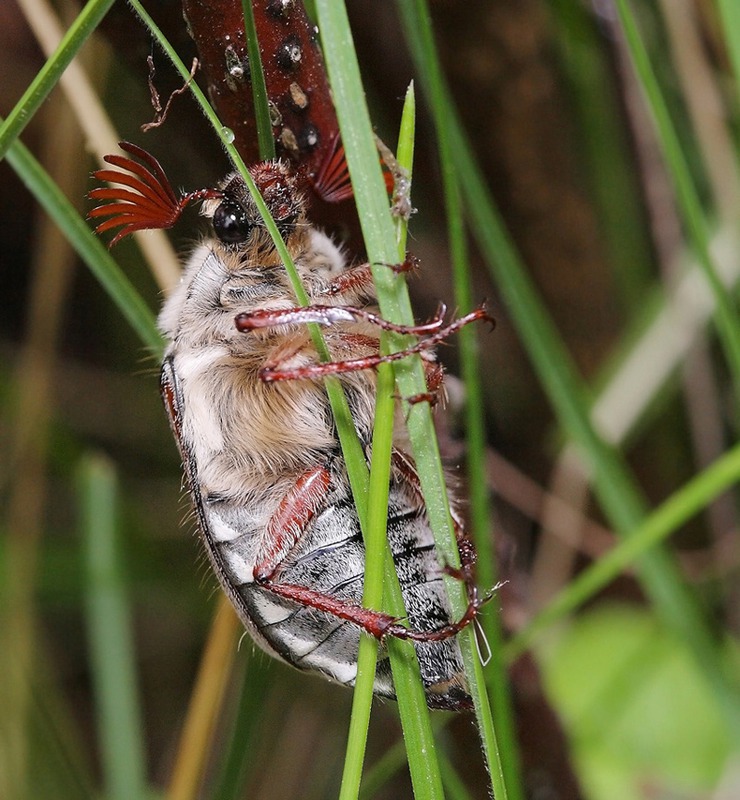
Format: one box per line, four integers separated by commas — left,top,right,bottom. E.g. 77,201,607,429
2,0,740,797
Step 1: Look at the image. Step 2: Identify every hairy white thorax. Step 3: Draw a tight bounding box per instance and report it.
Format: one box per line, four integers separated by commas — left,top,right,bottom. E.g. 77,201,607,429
159,223,372,503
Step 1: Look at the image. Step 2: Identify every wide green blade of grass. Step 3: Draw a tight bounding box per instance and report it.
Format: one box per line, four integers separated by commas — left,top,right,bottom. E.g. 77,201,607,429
79,453,149,800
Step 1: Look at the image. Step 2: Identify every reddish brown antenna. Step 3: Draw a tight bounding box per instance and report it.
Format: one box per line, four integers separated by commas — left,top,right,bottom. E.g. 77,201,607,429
88,142,220,246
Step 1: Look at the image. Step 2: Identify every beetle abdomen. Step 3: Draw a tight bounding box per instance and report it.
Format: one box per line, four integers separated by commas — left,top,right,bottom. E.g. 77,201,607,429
205,474,470,710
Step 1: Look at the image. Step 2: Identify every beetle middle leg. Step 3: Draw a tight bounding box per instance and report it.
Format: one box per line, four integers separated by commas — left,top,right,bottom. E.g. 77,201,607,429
252,465,331,581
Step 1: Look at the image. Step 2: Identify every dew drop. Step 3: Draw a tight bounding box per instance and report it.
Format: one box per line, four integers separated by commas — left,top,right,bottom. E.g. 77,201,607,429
221,126,236,144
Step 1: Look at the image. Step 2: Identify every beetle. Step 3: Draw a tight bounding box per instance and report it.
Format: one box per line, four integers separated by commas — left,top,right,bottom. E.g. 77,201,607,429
89,143,490,710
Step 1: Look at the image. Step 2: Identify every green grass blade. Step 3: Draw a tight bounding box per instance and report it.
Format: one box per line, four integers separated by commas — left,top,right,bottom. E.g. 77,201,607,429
378,87,458,799
506,441,740,661
398,0,740,739
0,0,116,159
439,749,475,800
451,88,740,738
240,0,275,159
549,0,654,309
340,361,395,800
5,132,162,354
716,0,740,96
340,69,420,800
614,0,740,400
342,85,420,789
27,687,98,800
212,656,270,800
78,454,149,800
314,2,456,797
395,3,523,798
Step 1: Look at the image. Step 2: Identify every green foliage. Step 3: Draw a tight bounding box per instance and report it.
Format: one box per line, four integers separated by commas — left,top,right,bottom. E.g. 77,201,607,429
544,605,737,798
3,0,740,798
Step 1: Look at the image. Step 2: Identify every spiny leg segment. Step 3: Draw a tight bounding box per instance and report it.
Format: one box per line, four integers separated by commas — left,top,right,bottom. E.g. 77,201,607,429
252,464,484,643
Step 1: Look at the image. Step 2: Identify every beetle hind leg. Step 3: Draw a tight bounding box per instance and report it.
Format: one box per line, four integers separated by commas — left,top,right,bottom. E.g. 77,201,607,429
253,466,483,644
256,575,483,644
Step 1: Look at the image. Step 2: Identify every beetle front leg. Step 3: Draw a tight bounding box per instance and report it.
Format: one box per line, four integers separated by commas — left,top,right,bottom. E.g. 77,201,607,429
256,307,492,383
235,303,446,336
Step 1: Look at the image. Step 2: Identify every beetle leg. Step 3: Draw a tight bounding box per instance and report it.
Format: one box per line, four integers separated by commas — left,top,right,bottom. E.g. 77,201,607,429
323,263,375,298
322,255,419,298
260,332,379,378
258,306,492,382
391,448,476,585
252,466,332,582
253,466,482,643
401,361,446,413
257,577,483,643
386,586,485,642
251,467,417,639
255,580,407,639
391,449,469,543
236,303,446,336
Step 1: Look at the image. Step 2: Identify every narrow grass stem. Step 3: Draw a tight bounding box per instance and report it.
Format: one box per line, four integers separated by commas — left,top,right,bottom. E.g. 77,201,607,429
0,0,116,159
340,74,419,800
614,0,740,407
129,5,453,794
212,655,270,800
239,0,274,159
716,0,740,98
341,85,422,791
398,0,740,741
449,90,740,739
340,360,395,800
505,441,740,662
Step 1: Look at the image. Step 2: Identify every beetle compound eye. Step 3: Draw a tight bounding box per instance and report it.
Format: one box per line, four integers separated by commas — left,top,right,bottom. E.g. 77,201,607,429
213,201,252,244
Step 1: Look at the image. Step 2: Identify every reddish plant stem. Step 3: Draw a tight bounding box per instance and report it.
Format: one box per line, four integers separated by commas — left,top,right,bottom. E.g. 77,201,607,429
181,0,339,178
